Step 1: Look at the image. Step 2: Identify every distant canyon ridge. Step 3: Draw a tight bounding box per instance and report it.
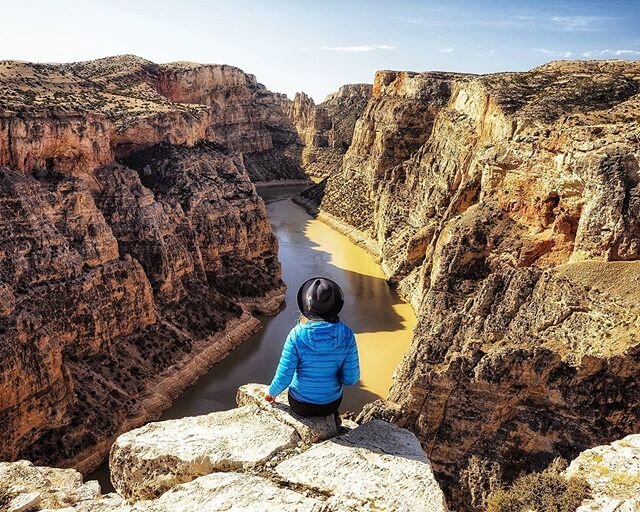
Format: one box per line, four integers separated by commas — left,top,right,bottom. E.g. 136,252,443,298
1,55,639,511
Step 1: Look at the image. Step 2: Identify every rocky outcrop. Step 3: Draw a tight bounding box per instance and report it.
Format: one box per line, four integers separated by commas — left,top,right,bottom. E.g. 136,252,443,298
0,56,297,474
0,461,100,511
302,61,640,509
110,405,300,500
0,384,448,512
287,84,372,178
236,383,339,443
0,55,305,181
565,434,640,511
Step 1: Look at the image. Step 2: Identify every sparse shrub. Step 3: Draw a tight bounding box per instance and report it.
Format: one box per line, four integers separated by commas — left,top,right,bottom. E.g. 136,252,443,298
486,469,590,512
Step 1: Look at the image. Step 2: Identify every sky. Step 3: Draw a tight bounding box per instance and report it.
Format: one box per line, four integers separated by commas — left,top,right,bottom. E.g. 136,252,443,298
1,0,639,102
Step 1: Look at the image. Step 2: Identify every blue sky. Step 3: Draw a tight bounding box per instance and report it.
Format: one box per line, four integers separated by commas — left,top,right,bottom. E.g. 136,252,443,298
2,0,639,101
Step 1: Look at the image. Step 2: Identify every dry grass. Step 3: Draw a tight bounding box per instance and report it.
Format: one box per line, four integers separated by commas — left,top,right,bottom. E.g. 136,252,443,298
487,469,590,512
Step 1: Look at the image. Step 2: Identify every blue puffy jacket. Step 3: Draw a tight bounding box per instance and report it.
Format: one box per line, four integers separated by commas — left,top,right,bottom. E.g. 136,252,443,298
268,320,360,404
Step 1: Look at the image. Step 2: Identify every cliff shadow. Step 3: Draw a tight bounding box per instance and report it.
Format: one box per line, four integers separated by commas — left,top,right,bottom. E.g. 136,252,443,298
264,194,411,337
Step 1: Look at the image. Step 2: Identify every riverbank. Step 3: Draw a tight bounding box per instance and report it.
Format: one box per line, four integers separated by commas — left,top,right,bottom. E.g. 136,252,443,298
90,186,416,489
293,195,381,262
253,179,314,188
75,286,285,476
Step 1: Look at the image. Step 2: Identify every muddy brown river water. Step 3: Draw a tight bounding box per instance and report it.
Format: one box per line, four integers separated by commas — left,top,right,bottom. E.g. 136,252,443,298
91,184,416,488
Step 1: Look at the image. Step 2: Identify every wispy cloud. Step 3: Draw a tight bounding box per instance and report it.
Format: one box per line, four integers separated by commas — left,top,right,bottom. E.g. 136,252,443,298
439,48,454,53
533,47,640,59
319,44,395,52
405,14,617,32
550,16,608,32
534,48,574,58
581,48,640,57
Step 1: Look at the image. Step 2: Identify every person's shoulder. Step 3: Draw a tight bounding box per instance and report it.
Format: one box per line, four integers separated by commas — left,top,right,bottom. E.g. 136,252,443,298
288,322,308,338
336,322,355,338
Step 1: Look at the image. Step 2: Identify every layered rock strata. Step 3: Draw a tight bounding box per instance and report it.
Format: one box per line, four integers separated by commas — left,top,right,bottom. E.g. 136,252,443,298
3,383,446,512
287,84,372,178
0,56,296,473
0,55,305,181
301,61,640,509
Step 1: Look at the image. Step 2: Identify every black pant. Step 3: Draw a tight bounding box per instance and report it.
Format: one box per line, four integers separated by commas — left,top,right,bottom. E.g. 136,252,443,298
287,391,342,417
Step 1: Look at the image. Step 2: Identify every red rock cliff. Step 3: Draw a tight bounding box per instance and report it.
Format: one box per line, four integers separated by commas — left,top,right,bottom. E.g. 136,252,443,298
0,55,293,473
301,60,640,510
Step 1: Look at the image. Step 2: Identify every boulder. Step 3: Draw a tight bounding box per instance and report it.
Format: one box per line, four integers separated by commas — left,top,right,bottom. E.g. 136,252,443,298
276,419,448,512
565,434,640,512
237,383,338,443
40,494,132,512
109,405,300,500
0,461,99,510
7,493,41,512
138,472,326,512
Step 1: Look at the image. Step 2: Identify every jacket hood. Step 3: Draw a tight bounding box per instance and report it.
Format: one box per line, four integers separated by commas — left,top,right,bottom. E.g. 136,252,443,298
296,321,352,352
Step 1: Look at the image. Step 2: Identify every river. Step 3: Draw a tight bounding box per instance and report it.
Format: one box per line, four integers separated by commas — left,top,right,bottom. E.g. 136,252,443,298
90,184,416,488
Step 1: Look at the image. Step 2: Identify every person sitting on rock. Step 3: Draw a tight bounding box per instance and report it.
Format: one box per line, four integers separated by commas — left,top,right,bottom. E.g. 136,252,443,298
265,277,360,420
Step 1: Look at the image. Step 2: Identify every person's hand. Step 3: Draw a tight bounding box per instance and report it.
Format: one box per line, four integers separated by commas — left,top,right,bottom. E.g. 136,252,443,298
264,394,275,403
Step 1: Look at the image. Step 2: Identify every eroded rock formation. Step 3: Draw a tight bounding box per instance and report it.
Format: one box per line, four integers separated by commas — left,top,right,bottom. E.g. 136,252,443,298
0,55,305,181
0,384,448,512
300,61,640,509
0,56,299,474
287,84,372,178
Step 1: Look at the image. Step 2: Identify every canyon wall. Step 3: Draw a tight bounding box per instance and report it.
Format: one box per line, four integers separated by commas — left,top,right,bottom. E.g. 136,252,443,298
287,84,372,178
0,55,305,181
0,56,299,473
300,61,640,509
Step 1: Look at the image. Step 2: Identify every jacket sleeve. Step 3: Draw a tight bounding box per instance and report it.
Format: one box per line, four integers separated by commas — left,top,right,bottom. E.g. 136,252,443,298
268,328,300,397
339,331,360,386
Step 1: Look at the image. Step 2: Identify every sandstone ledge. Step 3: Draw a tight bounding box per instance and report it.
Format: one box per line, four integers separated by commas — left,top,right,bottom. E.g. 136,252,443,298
0,461,100,511
0,384,446,511
565,434,640,512
236,383,339,443
104,384,448,511
109,405,300,500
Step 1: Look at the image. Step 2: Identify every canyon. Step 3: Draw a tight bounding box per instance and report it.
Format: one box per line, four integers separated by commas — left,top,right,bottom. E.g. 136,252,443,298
298,60,640,509
0,55,305,475
1,53,640,512
287,84,372,179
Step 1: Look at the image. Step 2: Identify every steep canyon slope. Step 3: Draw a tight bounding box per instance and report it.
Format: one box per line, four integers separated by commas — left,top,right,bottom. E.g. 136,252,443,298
0,55,302,473
300,60,640,509
287,84,372,178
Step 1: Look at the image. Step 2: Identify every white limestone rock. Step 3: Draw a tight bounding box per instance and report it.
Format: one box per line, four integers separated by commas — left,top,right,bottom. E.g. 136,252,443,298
7,492,41,512
40,494,132,512
110,405,300,500
0,461,94,510
565,434,640,512
276,419,449,512
236,383,339,443
138,472,327,512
